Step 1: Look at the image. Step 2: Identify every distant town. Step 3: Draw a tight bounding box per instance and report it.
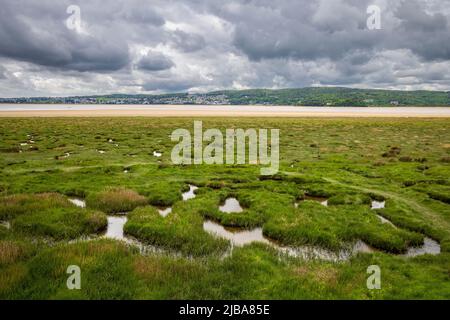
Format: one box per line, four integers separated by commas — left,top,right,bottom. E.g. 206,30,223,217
1,87,449,107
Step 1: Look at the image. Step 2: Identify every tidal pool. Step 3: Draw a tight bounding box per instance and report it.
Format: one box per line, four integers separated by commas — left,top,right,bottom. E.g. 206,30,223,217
203,220,270,246
203,217,441,261
182,185,198,201
203,220,374,262
404,237,441,257
219,198,243,213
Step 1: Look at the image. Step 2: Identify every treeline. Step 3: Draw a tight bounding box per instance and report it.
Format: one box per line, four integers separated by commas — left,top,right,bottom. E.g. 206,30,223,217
1,87,449,106
213,87,450,106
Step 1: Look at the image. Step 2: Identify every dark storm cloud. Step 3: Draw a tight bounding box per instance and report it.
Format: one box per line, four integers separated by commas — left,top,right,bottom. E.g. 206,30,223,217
0,66,7,79
137,52,174,71
0,0,449,97
0,1,132,72
214,0,450,62
392,0,450,61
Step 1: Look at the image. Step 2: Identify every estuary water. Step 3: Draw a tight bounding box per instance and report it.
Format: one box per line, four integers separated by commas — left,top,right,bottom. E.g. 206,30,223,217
1,104,450,117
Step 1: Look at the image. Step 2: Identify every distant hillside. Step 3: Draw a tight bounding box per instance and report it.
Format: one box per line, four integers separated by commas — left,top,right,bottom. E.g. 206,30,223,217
214,87,450,106
1,87,449,106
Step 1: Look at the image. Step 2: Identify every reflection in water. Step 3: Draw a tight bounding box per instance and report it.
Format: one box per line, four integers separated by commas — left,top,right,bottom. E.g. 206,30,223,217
278,240,375,262
404,237,441,257
219,198,244,213
203,220,375,262
103,216,169,256
158,207,172,217
371,200,385,209
105,216,127,240
182,185,198,201
203,220,270,246
69,198,86,208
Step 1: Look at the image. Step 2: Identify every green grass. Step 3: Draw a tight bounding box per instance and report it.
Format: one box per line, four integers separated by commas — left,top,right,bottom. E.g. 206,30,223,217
0,117,449,299
0,193,107,240
124,205,228,256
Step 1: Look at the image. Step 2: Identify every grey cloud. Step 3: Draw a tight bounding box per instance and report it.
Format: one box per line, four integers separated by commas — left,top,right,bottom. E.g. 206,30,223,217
169,30,206,52
393,0,450,60
137,52,174,71
0,0,449,97
0,1,131,72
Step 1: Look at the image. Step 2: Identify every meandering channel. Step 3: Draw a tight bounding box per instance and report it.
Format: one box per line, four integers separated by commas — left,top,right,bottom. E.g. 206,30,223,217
66,188,441,261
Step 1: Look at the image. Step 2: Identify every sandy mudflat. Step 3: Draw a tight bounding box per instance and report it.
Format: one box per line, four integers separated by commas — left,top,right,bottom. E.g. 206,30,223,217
1,105,450,117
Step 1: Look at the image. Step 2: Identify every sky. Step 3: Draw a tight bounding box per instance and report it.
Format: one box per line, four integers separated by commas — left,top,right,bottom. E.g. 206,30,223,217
0,0,449,97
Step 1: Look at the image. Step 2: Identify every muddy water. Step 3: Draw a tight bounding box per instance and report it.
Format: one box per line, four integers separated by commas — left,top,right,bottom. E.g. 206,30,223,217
158,207,172,217
69,198,86,208
182,185,198,201
219,198,244,213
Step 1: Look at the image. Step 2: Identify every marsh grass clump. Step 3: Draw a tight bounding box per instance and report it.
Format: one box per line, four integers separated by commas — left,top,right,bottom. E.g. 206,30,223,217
198,189,293,229
124,205,228,256
378,199,448,247
0,192,106,240
0,193,72,220
327,193,371,206
264,201,424,253
0,241,34,266
143,182,183,207
12,207,107,240
86,187,148,213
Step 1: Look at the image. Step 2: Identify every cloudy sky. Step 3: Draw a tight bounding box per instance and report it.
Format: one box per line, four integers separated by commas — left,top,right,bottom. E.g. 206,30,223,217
0,0,449,97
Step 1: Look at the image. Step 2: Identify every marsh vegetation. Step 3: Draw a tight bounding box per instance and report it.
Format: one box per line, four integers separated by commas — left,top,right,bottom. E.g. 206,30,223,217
0,117,449,299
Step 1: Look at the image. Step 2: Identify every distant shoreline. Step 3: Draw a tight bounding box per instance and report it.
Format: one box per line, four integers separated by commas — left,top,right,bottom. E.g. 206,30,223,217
1,105,450,118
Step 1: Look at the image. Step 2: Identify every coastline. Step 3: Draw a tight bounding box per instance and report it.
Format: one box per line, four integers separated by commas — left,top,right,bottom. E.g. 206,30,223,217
1,105,450,117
